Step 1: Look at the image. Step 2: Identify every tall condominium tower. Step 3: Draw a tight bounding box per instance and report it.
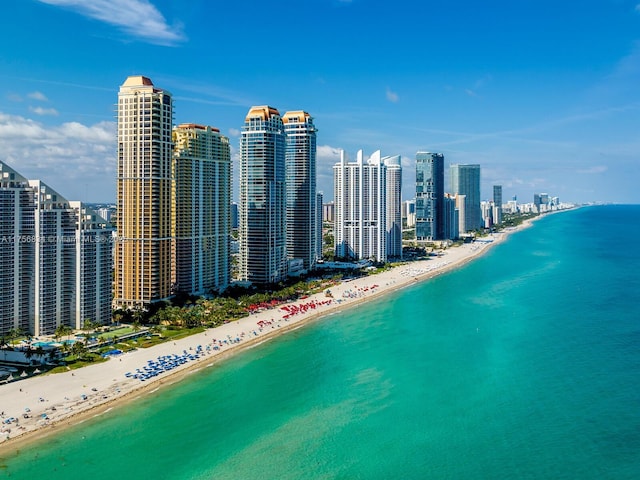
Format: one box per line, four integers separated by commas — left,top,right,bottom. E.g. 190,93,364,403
415,152,444,241
115,76,173,308
451,164,481,232
0,163,35,337
0,161,113,337
30,179,77,336
334,150,387,262
443,193,460,240
173,123,231,296
283,110,317,272
239,106,287,286
383,155,403,258
316,192,324,261
70,201,114,330
493,185,503,224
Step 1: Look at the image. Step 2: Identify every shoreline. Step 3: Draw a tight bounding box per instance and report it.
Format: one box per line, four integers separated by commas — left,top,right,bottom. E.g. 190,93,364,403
0,215,543,456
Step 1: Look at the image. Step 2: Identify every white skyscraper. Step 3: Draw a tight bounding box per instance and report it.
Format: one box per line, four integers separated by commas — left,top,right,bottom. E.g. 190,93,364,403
334,150,387,262
0,161,113,337
71,201,115,330
0,162,35,337
383,155,403,258
30,179,77,336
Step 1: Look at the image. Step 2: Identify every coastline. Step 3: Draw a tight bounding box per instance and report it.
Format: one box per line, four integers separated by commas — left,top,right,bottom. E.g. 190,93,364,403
0,216,542,455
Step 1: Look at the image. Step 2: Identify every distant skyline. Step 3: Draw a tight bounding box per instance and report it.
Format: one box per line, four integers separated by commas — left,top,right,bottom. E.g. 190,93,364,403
1,0,640,204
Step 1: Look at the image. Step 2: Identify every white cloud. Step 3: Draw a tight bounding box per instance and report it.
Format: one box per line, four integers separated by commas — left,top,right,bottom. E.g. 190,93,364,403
317,145,342,162
29,106,59,116
0,112,116,201
386,87,399,103
37,0,185,46
316,145,343,199
228,128,241,137
577,165,607,174
28,91,48,101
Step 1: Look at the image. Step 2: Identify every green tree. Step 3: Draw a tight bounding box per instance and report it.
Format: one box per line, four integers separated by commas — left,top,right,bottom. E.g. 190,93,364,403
7,327,25,346
55,324,73,343
71,341,90,361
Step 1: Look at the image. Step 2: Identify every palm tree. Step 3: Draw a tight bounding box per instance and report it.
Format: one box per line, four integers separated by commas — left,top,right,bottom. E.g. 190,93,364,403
24,345,34,364
7,327,24,346
83,318,97,334
33,345,45,362
55,324,73,341
71,341,90,362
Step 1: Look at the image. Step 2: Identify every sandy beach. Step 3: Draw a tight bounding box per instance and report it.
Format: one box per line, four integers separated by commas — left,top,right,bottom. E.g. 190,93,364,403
0,219,536,454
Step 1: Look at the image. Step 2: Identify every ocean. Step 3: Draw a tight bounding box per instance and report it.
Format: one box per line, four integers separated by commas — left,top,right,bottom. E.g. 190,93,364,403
1,205,639,479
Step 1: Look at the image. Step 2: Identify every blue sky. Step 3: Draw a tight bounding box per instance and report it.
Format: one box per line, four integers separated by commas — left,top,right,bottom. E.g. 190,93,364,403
1,0,639,204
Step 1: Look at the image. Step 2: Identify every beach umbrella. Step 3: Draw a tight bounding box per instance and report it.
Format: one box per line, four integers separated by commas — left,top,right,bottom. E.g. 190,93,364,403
20,371,28,377
33,368,41,374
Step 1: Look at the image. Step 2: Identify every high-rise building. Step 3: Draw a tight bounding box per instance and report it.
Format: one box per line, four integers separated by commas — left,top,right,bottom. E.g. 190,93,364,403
97,208,112,223
0,163,35,337
0,161,113,337
481,200,494,228
316,192,324,261
415,152,444,241
231,202,238,229
493,185,503,224
30,179,77,336
443,193,459,240
403,199,416,228
334,150,387,262
71,201,114,330
115,76,174,308
283,110,317,272
454,194,466,235
239,106,287,286
383,155,403,258
173,123,231,296
451,164,481,232
322,202,335,223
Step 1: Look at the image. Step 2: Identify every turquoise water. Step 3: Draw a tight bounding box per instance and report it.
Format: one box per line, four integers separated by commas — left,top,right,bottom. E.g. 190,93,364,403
2,205,639,479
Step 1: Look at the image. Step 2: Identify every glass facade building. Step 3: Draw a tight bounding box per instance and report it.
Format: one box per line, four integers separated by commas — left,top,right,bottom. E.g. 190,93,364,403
415,152,444,241
239,106,287,285
283,111,317,272
451,164,481,232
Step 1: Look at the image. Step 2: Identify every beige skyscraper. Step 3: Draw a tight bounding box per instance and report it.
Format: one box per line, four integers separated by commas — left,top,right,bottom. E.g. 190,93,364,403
115,76,173,308
173,123,231,296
